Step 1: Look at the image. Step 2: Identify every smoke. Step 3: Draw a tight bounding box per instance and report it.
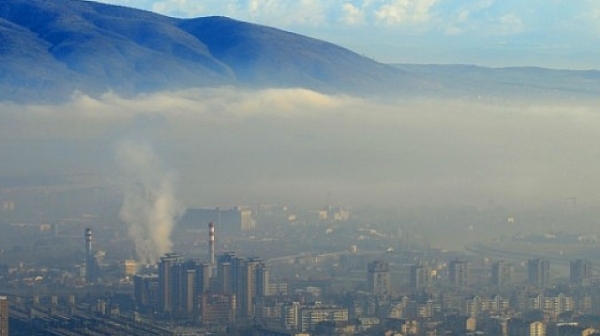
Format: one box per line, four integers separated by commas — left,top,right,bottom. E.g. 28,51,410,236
116,139,182,264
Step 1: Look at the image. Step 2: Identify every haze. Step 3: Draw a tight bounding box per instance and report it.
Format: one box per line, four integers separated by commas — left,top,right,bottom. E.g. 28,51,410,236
1,88,599,211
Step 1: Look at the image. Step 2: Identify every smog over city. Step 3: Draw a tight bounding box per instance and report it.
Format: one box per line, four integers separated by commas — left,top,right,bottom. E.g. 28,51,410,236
1,1,600,335
2,89,600,210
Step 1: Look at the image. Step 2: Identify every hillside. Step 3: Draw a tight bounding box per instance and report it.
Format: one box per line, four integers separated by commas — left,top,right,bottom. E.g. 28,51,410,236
0,0,405,102
1,0,599,103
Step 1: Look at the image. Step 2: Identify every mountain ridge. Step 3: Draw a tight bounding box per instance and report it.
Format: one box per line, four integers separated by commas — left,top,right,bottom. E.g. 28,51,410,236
0,0,599,103
0,0,407,102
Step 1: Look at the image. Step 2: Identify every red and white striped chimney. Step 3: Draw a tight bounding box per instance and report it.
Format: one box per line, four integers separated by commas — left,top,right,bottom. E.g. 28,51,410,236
208,221,215,265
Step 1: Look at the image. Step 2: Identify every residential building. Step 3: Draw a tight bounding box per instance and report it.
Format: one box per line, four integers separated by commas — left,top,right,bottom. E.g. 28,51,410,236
410,263,431,290
570,259,592,285
491,260,513,287
449,260,469,288
367,261,391,298
528,258,550,288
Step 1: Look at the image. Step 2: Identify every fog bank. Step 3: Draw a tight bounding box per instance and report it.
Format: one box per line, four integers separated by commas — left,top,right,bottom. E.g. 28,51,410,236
1,88,599,210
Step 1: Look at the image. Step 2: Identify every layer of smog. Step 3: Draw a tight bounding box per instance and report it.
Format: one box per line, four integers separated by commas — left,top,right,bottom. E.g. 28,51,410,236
1,88,599,210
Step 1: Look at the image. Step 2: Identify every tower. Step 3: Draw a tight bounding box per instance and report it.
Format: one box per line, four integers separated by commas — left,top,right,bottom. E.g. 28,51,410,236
84,228,96,283
528,258,550,287
367,261,391,298
208,222,215,266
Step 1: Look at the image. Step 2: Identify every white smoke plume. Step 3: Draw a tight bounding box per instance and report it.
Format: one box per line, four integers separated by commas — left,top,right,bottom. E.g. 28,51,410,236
116,139,182,264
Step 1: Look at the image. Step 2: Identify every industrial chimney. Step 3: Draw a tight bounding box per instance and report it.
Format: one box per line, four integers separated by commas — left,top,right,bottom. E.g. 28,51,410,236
85,228,94,283
208,222,215,266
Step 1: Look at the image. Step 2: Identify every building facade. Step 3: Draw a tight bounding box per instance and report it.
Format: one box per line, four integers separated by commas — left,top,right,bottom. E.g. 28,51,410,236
449,260,469,289
156,254,212,317
410,264,431,290
528,258,550,288
215,252,269,320
570,259,592,285
491,260,513,287
367,261,391,298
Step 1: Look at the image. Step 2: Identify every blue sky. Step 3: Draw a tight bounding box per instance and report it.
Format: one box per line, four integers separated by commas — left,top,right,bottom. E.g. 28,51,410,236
95,0,600,69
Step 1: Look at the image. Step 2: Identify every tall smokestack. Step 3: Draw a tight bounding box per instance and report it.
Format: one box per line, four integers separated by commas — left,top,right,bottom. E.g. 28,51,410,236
85,228,94,283
208,222,215,266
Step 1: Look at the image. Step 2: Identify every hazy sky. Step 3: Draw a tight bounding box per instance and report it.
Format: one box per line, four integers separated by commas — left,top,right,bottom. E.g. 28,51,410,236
3,89,600,210
3,0,600,213
92,0,600,69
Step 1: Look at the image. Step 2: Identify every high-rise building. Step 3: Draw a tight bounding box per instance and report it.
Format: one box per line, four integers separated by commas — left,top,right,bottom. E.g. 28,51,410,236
0,296,7,336
410,263,431,290
157,254,213,317
281,302,301,330
570,259,592,285
367,261,391,298
215,252,269,320
216,252,239,294
194,261,212,294
158,253,181,314
256,264,271,297
134,274,159,313
491,260,513,287
238,257,260,318
528,258,550,287
449,260,469,288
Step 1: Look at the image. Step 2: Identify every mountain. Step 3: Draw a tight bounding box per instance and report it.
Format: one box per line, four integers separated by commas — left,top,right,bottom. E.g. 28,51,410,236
393,64,600,102
0,0,406,102
1,0,599,103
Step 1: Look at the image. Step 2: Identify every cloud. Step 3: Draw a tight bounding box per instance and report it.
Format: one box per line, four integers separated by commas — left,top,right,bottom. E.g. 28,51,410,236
94,0,440,27
443,0,524,36
341,3,365,25
146,0,330,27
496,13,523,34
374,0,438,25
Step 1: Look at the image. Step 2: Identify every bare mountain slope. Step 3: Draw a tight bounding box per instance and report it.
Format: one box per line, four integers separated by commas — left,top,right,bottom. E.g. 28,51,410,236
0,0,405,102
